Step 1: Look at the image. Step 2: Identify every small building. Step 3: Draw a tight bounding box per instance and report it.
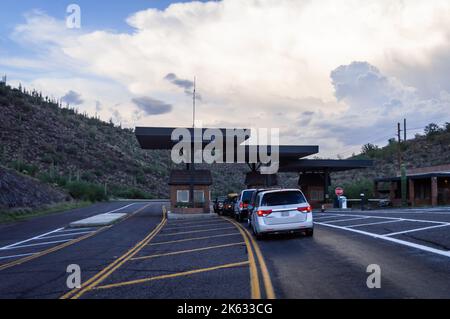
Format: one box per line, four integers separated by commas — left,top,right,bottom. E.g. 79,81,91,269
374,164,450,207
169,170,212,214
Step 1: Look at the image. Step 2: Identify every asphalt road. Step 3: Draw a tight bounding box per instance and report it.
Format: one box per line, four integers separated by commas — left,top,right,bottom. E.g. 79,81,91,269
0,202,449,299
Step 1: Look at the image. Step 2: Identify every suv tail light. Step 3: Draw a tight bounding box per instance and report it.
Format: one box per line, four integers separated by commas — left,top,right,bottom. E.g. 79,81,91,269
257,209,272,217
297,205,312,213
239,202,243,209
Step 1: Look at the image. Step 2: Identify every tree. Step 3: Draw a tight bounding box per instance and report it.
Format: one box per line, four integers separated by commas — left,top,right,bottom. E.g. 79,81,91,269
424,123,442,137
361,143,379,155
445,122,450,132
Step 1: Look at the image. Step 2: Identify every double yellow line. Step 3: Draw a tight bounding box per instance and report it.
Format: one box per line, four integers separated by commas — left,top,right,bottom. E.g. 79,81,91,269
224,217,276,299
61,207,167,299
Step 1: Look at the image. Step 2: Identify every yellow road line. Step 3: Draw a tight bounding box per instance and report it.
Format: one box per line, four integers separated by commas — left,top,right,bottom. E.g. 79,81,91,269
131,242,245,261
219,218,261,299
159,226,235,236
147,233,241,246
226,218,276,299
95,261,250,290
61,205,166,299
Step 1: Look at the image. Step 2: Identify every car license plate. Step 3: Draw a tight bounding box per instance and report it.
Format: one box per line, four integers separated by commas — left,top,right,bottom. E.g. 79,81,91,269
281,211,289,217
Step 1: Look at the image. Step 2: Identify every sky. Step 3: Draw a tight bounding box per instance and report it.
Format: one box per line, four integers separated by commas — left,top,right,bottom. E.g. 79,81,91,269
1,0,450,158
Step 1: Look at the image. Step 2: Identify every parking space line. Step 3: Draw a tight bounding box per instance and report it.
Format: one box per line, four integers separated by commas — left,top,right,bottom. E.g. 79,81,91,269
61,205,166,299
384,224,450,237
158,227,236,237
163,221,229,231
0,253,36,261
131,242,245,261
148,233,241,246
315,222,450,258
94,261,250,290
2,239,73,250
347,219,404,228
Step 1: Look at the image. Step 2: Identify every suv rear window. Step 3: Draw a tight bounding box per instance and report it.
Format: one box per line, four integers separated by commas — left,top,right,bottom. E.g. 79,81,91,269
242,190,255,203
261,191,306,206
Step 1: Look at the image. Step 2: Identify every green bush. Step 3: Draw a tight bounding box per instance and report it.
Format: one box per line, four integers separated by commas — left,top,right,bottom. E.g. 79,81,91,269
11,160,39,177
110,186,152,199
65,181,107,202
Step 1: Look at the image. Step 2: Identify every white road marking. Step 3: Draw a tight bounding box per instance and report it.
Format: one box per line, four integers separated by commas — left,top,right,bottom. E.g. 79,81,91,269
314,215,347,221
37,231,93,240
0,253,36,261
347,219,404,228
315,222,450,258
315,213,447,225
384,224,450,237
1,239,73,250
0,228,64,250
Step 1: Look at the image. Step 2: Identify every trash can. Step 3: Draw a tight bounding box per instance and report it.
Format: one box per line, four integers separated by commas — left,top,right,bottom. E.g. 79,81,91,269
339,196,347,209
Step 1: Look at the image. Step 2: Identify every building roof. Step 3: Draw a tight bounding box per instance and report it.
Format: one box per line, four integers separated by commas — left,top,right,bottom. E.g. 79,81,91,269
375,172,450,182
279,159,373,173
169,170,213,186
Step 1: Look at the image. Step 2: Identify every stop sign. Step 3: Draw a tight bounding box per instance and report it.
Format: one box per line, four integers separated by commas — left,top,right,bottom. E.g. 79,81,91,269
335,187,344,196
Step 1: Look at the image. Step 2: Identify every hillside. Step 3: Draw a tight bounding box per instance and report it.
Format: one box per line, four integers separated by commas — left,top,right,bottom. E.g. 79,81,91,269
0,82,253,206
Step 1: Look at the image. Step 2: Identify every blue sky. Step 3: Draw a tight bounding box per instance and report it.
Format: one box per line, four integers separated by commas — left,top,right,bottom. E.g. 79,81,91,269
1,0,449,157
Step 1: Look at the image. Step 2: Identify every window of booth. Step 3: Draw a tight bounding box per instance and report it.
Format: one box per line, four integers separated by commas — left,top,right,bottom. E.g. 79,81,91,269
177,190,189,203
194,190,205,203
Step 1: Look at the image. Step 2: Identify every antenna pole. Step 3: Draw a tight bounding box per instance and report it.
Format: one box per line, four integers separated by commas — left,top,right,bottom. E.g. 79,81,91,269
193,77,196,128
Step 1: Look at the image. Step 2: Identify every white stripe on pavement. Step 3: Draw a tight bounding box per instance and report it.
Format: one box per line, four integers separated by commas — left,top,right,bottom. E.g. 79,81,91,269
2,239,73,250
315,222,450,258
384,224,450,237
0,228,64,250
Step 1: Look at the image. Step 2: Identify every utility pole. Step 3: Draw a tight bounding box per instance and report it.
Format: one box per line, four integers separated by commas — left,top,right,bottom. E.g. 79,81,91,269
397,122,402,171
189,77,196,207
403,118,407,141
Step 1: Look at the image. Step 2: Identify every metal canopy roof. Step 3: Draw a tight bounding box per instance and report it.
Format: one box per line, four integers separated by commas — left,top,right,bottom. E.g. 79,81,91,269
135,127,318,164
279,159,373,173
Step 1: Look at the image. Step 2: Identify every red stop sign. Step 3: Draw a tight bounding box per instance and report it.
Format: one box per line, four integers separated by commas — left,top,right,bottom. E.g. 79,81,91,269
335,187,344,196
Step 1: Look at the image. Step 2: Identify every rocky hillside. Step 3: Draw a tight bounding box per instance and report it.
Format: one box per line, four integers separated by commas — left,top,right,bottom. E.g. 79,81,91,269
0,166,69,210
0,82,253,204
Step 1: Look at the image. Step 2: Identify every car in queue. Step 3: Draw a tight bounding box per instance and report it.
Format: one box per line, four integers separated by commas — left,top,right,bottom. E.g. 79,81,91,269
234,189,256,222
249,189,313,239
213,196,227,215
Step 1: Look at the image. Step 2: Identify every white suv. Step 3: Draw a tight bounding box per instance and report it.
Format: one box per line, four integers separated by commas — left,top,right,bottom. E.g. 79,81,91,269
250,189,313,239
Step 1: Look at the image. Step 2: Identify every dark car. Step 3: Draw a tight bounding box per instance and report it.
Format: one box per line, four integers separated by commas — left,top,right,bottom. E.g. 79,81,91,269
223,195,238,216
214,196,227,215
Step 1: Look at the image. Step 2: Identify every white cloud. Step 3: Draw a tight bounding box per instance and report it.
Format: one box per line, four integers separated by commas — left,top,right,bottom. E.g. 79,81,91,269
3,0,450,157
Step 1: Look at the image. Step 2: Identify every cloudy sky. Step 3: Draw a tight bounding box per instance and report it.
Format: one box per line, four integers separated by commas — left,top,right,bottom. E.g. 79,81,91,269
1,0,450,158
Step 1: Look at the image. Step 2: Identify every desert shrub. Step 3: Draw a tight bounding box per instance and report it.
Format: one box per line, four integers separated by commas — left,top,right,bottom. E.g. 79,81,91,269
65,181,107,202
